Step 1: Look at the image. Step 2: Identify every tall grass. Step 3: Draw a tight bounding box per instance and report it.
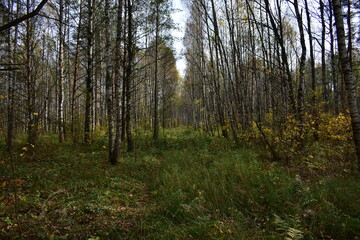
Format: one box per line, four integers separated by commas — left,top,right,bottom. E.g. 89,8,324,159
1,127,359,239
140,128,360,239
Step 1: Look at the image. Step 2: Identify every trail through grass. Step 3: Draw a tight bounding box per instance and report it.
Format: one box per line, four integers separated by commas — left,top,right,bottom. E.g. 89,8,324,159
1,128,359,239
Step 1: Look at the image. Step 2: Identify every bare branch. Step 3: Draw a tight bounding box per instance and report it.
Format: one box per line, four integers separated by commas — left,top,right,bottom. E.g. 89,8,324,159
0,0,48,33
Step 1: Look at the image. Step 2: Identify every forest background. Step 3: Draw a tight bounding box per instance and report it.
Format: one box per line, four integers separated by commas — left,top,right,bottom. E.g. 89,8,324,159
0,0,360,239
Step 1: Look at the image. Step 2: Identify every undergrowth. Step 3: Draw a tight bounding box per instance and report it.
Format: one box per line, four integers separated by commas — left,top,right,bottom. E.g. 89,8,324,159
1,128,359,239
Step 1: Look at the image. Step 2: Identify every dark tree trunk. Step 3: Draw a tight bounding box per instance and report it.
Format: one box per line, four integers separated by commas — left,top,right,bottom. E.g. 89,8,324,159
293,0,306,120
125,0,134,152
84,0,93,144
71,0,83,143
320,0,329,111
329,0,339,114
304,0,316,105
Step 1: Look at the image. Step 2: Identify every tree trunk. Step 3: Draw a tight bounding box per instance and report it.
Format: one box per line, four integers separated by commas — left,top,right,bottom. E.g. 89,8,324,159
153,3,160,140
58,0,65,143
104,0,116,164
6,0,18,153
84,0,93,144
329,0,339,114
71,0,83,143
304,0,316,105
346,0,353,71
113,0,124,163
264,0,296,113
320,0,329,111
332,0,360,169
125,0,134,152
293,0,306,120
25,0,37,146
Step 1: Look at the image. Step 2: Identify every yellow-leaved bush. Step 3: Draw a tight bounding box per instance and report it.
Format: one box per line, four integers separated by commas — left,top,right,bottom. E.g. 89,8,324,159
318,112,352,141
247,112,354,172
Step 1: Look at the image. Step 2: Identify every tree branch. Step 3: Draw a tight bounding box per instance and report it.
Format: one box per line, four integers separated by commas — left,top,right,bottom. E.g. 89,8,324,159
0,0,48,33
0,68,20,71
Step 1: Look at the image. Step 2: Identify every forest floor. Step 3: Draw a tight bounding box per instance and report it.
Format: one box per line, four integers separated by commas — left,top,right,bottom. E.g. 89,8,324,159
1,127,360,240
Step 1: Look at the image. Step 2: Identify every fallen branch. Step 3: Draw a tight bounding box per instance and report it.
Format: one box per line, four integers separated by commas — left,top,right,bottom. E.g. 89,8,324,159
38,189,67,220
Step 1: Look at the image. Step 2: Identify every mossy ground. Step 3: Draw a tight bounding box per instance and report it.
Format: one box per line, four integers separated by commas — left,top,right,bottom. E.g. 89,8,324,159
1,128,359,239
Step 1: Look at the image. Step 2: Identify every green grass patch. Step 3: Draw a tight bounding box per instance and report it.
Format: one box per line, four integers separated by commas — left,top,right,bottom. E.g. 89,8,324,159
1,127,359,239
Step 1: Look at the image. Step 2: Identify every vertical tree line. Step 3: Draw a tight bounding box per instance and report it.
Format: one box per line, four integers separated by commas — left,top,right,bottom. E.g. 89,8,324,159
182,0,360,166
0,0,180,164
1,0,359,167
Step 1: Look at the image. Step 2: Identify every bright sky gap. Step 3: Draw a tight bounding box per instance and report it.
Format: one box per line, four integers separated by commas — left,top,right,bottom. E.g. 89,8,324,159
171,0,187,78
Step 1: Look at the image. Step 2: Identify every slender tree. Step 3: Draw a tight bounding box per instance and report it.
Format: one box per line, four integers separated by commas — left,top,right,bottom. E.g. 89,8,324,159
332,0,360,169
124,0,134,152
84,0,94,144
57,0,65,143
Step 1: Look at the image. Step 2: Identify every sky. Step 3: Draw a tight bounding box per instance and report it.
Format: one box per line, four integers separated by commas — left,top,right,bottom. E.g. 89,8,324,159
171,0,188,78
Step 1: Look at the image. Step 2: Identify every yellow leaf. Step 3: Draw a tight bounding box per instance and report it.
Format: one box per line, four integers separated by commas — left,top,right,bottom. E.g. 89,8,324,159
33,112,38,116
22,147,27,151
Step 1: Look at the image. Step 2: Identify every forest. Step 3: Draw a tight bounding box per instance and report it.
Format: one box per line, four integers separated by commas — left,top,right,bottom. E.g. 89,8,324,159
0,0,359,239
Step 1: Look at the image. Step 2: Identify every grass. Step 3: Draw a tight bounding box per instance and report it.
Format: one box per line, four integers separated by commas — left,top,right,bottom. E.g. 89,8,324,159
1,127,360,239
